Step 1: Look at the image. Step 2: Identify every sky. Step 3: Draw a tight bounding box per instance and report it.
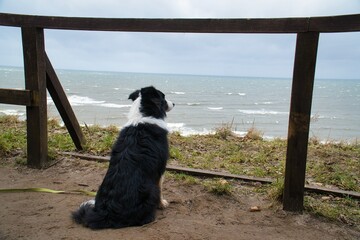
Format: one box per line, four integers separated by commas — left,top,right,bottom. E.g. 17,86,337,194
0,0,359,79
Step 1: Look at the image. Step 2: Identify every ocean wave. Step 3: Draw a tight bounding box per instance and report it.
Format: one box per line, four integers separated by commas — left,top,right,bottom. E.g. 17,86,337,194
226,92,246,96
167,123,212,136
99,103,131,108
238,109,288,115
187,103,201,106
167,123,276,139
255,101,273,105
208,107,223,111
312,114,343,120
171,91,186,95
233,130,247,136
0,109,25,116
47,97,54,105
47,95,131,109
68,95,105,106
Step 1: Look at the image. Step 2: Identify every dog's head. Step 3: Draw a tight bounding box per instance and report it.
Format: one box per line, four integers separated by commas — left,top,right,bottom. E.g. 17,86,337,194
128,86,174,119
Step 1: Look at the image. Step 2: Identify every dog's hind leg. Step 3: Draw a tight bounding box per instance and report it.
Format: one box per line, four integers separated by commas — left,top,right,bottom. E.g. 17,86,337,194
158,175,169,209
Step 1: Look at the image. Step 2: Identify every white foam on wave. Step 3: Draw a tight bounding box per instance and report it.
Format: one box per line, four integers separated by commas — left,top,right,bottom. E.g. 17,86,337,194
48,95,131,109
208,107,223,111
171,91,186,95
187,103,201,106
47,97,54,105
232,130,247,137
167,124,277,139
238,109,288,115
68,95,105,106
99,103,131,109
227,93,246,96
255,101,273,105
0,109,25,116
167,123,212,136
167,123,185,129
312,114,342,120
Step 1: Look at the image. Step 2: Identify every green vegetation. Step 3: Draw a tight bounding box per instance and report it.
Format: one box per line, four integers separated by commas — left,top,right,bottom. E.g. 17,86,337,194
0,116,359,227
82,124,119,154
0,116,26,155
202,178,233,195
305,194,360,227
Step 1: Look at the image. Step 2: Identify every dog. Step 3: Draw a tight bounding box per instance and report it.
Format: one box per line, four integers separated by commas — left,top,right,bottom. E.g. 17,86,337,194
72,86,174,229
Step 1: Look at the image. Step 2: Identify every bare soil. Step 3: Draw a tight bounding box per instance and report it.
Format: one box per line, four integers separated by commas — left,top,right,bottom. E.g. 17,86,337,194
0,157,359,240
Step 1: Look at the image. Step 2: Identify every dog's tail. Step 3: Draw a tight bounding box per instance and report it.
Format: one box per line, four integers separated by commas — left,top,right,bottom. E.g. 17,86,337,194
72,202,111,229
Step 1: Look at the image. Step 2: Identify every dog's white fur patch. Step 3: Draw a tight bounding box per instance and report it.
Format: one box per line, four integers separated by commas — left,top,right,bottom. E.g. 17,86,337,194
124,93,170,131
80,199,95,207
166,100,174,112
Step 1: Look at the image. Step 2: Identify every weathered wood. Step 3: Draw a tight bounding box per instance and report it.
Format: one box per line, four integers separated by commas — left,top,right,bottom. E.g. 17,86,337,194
0,88,35,106
283,32,320,212
305,185,360,200
0,13,309,33
61,152,109,162
59,152,273,184
45,53,86,150
166,165,274,184
21,27,48,168
60,152,360,199
1,13,360,33
309,14,360,32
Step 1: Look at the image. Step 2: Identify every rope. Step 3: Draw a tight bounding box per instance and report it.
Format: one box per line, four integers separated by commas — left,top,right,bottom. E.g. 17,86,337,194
0,187,96,196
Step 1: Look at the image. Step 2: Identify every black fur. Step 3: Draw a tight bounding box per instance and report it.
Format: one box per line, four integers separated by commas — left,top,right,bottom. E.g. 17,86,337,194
72,86,172,229
139,86,170,119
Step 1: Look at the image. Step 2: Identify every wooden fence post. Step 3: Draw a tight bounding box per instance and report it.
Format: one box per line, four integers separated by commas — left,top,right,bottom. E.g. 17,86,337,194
21,27,48,168
283,32,320,211
45,53,86,150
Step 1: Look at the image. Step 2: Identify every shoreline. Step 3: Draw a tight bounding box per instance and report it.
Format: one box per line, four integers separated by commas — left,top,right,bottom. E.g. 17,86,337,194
0,111,359,143
1,66,360,142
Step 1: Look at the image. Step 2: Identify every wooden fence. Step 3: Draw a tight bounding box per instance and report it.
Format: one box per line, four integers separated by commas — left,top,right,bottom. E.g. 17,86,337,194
0,13,359,212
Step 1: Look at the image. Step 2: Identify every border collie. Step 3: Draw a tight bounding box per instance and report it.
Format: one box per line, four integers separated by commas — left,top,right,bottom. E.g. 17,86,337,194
72,86,174,229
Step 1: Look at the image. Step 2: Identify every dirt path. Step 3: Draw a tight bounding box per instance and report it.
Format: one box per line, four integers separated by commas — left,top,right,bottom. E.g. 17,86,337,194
0,157,359,240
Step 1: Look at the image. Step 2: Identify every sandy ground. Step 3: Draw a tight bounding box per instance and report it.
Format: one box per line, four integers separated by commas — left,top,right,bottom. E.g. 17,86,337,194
0,156,359,240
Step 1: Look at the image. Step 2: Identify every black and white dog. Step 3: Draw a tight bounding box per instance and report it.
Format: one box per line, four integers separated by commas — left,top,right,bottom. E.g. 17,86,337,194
72,86,174,229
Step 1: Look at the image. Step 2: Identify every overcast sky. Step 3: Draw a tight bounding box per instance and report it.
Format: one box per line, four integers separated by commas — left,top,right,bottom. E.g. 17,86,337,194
0,0,359,79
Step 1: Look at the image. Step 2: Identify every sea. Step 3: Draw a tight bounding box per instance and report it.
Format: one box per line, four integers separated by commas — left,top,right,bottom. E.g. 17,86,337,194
1,66,359,141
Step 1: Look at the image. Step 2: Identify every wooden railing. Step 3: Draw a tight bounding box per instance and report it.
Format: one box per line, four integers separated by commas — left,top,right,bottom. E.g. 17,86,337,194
0,13,359,212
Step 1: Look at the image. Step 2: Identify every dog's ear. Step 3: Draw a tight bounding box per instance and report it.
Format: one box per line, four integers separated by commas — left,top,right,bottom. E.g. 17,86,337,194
128,90,140,101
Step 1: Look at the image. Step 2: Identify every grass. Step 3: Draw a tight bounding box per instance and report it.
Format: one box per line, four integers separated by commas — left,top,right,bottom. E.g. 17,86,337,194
0,116,359,227
169,132,288,179
202,178,233,195
0,116,26,155
82,124,119,154
305,194,360,227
